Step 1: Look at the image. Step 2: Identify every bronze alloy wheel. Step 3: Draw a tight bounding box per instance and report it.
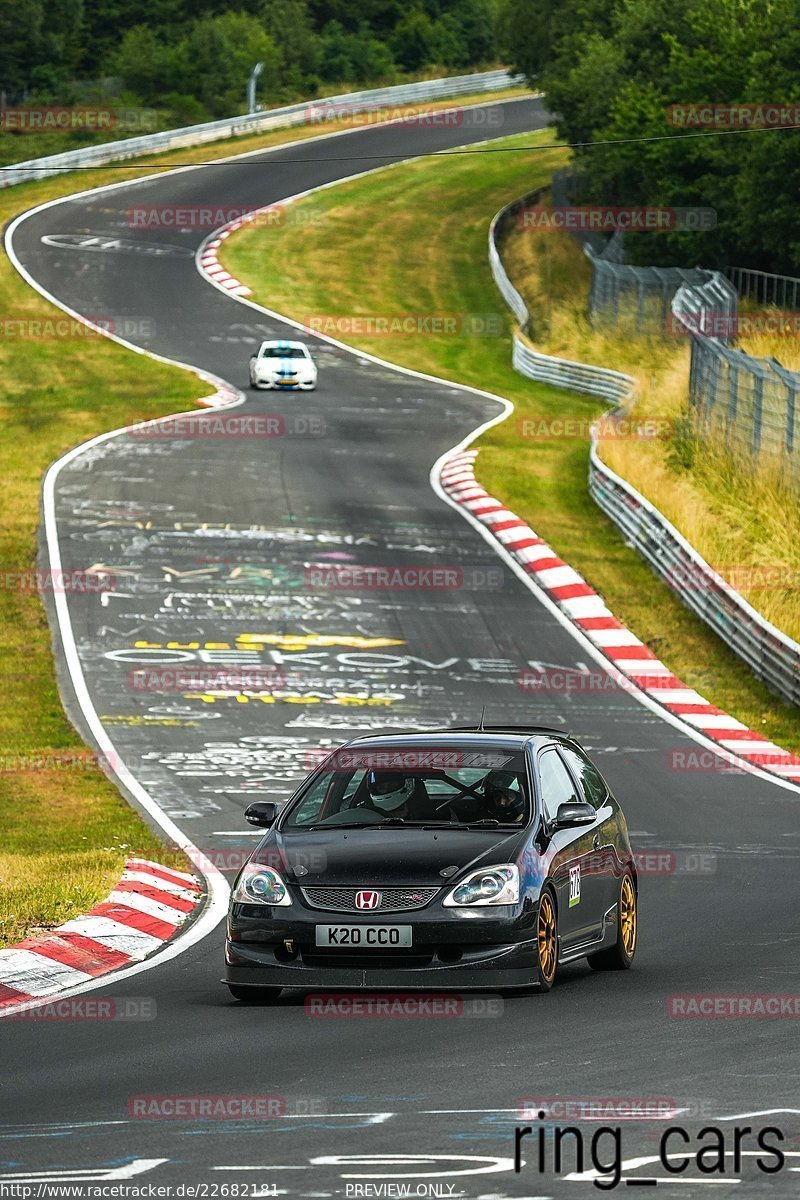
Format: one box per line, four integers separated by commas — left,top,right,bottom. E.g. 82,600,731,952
537,890,558,988
587,871,638,971
620,874,637,957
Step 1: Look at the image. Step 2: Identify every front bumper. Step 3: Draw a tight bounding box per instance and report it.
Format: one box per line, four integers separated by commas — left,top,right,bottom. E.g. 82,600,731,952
252,375,315,389
225,938,537,990
224,899,537,990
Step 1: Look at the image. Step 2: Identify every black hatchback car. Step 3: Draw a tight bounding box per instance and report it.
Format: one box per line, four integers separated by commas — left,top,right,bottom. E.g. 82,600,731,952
224,727,637,1000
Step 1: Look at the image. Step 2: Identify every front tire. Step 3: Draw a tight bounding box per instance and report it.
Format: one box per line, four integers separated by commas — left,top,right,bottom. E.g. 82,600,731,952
587,872,637,971
227,984,282,1003
535,888,558,991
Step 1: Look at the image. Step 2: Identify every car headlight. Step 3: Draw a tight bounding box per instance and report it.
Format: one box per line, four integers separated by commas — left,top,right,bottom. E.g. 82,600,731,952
442,864,520,907
233,863,292,906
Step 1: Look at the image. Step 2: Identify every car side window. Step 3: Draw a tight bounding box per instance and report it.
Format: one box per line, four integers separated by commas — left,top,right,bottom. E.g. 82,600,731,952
538,748,579,824
290,774,333,825
558,745,609,811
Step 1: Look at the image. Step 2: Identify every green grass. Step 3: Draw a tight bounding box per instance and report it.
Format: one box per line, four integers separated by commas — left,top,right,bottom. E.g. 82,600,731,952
0,186,204,947
0,86,533,947
221,126,800,755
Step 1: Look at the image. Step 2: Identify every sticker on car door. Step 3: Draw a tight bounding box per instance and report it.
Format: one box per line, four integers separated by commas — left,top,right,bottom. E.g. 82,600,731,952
569,864,581,908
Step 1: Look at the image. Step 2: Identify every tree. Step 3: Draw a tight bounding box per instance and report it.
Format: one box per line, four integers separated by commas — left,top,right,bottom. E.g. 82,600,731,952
261,0,321,95
175,13,278,116
514,0,800,272
0,0,83,97
113,25,177,102
391,8,439,70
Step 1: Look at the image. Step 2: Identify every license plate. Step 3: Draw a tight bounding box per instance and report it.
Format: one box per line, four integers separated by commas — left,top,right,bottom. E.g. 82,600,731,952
315,924,413,948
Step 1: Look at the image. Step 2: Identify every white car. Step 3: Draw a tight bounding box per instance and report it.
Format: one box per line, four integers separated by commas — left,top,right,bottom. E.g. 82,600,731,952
249,340,317,390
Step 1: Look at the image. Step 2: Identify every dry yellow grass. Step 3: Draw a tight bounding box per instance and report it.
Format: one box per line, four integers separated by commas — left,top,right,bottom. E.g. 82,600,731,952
502,209,800,643
737,328,800,372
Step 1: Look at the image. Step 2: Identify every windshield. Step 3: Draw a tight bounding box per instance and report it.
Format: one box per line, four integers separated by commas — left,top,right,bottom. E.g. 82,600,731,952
259,346,306,358
282,746,530,829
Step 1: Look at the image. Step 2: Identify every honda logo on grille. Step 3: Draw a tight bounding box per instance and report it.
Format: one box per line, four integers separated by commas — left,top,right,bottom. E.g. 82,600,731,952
355,890,382,910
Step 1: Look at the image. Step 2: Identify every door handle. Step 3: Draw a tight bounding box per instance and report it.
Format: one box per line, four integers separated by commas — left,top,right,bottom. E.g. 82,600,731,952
592,834,601,850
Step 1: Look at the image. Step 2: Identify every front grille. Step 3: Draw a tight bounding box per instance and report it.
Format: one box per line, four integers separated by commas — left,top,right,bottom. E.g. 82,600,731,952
301,886,440,912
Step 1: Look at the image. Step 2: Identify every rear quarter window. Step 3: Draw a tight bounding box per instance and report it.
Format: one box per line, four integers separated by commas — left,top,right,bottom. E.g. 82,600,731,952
559,745,609,810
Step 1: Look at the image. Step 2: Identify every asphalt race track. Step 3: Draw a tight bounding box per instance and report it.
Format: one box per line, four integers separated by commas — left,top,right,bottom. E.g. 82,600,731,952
3,97,800,1195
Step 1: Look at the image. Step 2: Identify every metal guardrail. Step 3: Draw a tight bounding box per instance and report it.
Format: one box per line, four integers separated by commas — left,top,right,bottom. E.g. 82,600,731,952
487,208,529,328
512,336,633,401
1,69,525,189
588,447,800,705
488,185,800,705
488,191,636,402
725,265,800,309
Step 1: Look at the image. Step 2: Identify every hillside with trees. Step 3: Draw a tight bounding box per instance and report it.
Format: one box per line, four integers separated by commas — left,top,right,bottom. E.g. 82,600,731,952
498,0,800,273
1,0,498,121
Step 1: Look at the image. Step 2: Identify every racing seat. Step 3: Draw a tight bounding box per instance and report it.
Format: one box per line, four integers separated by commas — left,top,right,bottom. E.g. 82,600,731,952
405,780,456,823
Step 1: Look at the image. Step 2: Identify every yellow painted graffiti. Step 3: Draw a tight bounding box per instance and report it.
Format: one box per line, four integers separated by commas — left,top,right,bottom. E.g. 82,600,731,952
132,633,406,652
237,634,405,651
181,693,399,706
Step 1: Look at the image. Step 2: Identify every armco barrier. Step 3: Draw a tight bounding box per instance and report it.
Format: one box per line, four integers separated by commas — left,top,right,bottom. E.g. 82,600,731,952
489,186,800,705
2,70,524,189
489,191,635,403
512,335,633,402
587,447,800,705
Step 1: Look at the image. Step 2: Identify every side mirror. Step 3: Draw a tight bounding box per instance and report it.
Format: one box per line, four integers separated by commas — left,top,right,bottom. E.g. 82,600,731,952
244,801,277,828
554,800,595,828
